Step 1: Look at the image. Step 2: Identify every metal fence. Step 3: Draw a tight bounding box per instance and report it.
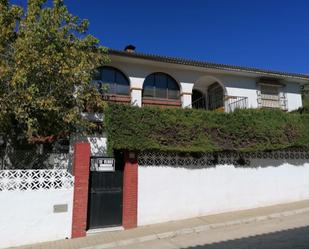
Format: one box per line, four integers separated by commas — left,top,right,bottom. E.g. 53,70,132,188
0,150,70,170
225,95,248,113
190,95,248,112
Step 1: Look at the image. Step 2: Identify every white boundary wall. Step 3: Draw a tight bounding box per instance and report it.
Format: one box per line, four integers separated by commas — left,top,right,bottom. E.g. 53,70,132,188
138,162,309,226
0,170,74,248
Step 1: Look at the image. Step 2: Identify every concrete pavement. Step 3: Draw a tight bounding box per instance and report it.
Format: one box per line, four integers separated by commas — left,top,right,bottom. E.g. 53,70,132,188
116,210,309,249
9,199,309,249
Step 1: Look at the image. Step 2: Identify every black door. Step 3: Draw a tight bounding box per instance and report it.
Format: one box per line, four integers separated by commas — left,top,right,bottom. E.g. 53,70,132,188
87,153,124,229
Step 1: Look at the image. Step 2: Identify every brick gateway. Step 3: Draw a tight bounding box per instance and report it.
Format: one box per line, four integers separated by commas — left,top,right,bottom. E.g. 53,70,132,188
71,143,138,238
71,142,309,238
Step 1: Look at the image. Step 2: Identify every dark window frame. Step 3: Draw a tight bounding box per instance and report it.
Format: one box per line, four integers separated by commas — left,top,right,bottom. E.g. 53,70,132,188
142,73,180,100
93,66,130,96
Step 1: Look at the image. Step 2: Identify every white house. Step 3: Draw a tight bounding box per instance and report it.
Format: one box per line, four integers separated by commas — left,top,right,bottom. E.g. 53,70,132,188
92,45,309,112
1,46,309,248
83,46,309,228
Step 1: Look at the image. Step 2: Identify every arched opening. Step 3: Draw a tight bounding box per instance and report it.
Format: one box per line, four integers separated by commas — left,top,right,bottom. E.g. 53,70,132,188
92,66,131,104
93,66,130,96
192,89,206,109
193,76,226,111
207,82,224,111
142,72,181,107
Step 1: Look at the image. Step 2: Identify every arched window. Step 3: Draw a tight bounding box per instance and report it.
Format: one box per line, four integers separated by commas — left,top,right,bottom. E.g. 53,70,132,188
93,66,130,95
143,73,180,99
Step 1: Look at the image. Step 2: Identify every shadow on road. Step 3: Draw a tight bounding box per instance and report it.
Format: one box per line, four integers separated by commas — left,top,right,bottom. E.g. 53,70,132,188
183,226,309,249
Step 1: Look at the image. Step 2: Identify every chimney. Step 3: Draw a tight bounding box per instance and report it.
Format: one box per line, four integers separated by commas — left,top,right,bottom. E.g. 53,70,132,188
124,44,136,53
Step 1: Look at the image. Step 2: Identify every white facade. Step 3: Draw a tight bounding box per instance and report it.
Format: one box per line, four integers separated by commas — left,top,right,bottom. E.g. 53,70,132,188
138,161,309,225
70,135,108,157
285,81,303,111
109,54,308,111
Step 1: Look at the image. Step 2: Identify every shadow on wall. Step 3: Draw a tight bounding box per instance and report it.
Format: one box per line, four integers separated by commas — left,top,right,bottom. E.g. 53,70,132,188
69,134,108,173
249,158,308,168
71,134,107,156
182,226,309,249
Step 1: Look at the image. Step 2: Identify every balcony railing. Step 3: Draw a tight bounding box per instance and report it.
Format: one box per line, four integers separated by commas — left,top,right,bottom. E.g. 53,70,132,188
191,96,207,110
190,95,248,112
224,95,248,113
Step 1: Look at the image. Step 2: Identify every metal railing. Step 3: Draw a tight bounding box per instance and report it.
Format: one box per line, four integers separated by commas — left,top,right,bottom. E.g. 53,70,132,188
191,96,207,109
224,95,248,113
189,95,248,112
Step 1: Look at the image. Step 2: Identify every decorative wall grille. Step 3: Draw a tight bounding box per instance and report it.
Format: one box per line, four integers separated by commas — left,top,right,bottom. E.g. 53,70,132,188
138,149,309,168
0,170,74,191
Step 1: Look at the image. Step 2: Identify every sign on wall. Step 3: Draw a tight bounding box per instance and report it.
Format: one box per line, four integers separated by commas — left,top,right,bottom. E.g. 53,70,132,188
90,157,115,172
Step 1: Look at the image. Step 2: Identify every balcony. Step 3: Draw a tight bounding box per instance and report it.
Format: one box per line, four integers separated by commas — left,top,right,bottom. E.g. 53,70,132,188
191,95,248,112
224,95,249,113
142,97,181,108
101,94,131,104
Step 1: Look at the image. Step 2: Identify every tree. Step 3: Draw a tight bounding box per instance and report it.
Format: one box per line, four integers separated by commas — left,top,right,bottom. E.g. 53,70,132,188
0,0,108,147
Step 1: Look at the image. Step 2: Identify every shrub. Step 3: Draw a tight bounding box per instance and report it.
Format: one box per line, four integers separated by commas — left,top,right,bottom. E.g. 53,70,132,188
105,104,309,154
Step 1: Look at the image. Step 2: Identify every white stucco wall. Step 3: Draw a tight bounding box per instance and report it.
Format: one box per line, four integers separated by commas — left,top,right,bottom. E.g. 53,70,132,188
285,82,303,111
138,161,309,226
87,135,108,157
131,89,142,107
71,135,108,157
0,189,74,248
129,76,144,107
180,82,194,108
110,58,307,111
222,76,259,109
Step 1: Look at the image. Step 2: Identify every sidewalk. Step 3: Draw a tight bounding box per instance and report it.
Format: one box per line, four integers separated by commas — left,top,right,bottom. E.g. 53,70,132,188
10,199,309,249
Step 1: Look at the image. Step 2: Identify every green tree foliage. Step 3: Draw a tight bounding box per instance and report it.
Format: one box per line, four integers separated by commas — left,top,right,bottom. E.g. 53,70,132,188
0,0,108,145
105,104,309,154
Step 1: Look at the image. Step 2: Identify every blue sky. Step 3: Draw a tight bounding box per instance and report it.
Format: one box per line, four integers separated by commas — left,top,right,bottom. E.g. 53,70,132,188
12,0,309,73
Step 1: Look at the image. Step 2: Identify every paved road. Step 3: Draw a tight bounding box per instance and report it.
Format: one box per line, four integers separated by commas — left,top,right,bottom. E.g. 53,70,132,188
116,212,309,249
179,226,309,249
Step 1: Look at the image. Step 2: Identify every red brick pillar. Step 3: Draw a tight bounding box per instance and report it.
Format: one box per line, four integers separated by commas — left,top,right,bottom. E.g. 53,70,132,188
122,151,138,229
71,142,91,238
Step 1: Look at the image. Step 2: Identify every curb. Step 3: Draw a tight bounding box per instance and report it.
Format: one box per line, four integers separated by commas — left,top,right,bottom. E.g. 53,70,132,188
83,207,309,249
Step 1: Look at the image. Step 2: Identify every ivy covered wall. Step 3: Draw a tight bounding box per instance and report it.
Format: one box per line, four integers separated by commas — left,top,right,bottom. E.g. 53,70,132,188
104,104,309,154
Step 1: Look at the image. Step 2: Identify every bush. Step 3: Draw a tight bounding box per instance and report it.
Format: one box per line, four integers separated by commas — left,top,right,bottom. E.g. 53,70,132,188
104,104,309,154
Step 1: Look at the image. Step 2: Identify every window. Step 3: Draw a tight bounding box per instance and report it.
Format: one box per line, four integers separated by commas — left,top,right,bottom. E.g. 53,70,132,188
92,66,130,95
143,73,180,99
260,84,281,108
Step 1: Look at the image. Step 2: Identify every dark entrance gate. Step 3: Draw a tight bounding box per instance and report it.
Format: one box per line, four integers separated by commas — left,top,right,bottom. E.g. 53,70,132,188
87,152,124,229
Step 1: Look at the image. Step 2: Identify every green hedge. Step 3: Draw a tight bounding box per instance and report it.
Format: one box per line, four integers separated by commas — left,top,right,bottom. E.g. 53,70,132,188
104,103,309,154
